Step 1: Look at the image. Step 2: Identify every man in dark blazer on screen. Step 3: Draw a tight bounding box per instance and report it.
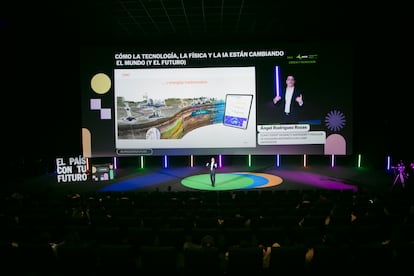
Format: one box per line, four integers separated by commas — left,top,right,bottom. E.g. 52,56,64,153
272,75,304,124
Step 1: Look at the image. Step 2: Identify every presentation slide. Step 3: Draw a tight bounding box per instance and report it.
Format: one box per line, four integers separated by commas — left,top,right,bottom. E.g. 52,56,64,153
81,41,353,156
115,67,256,152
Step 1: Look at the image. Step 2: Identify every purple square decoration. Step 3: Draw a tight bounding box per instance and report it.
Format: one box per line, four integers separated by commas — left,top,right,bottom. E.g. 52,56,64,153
100,108,111,119
90,99,101,110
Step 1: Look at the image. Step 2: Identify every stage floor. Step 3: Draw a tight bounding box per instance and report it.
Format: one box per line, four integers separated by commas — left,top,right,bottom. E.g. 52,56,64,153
15,164,406,196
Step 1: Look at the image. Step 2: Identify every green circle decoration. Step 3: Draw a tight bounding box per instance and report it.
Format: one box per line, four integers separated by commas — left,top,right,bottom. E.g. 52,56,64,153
181,172,283,191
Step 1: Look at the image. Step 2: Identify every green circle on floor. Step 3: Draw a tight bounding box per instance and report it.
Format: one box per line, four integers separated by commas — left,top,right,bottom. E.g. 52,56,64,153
181,173,254,190
181,172,283,191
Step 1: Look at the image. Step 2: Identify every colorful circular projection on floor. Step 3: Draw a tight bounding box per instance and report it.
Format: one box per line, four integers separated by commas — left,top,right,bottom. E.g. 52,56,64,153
181,172,283,191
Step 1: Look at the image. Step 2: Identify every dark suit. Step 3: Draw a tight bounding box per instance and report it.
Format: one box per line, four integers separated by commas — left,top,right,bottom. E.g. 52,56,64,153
209,163,217,186
273,87,303,124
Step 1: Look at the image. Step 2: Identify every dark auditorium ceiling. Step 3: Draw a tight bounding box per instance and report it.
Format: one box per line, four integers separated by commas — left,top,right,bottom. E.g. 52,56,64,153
74,0,408,43
79,0,350,43
3,0,407,46
75,0,404,45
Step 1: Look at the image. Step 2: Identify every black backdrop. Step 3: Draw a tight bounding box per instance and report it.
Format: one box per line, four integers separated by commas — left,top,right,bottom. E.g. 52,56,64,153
1,3,411,175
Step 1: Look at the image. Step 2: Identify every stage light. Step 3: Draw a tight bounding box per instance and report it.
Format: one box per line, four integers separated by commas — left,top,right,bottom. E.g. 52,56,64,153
303,154,307,167
113,157,118,169
386,155,391,171
274,65,280,98
190,155,194,167
275,154,280,168
140,156,144,169
164,155,168,168
357,154,361,168
86,157,90,171
248,154,252,167
331,154,335,167
219,154,222,167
